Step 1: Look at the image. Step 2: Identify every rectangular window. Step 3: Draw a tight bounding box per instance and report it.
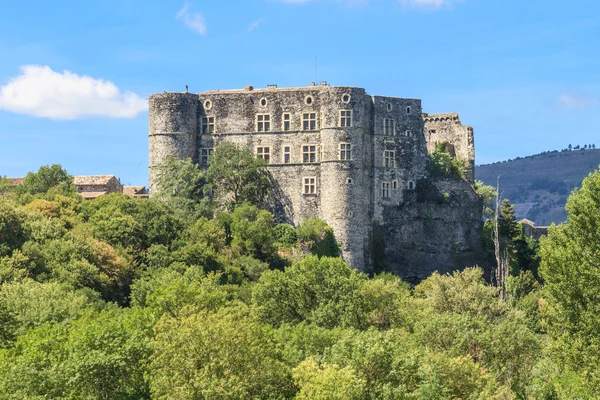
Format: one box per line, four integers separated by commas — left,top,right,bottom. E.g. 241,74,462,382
256,114,271,132
282,113,291,131
303,177,316,194
256,147,271,164
339,143,352,160
302,145,318,163
201,117,215,134
384,150,396,168
340,110,353,127
384,119,395,135
381,182,391,198
201,148,214,166
302,113,318,131
283,146,291,164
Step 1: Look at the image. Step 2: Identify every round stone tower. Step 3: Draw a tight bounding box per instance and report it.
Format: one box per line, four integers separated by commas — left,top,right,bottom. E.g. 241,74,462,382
148,92,198,194
319,87,373,271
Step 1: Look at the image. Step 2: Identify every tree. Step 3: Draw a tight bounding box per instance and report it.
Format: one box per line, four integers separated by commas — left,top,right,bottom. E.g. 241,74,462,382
207,142,273,208
474,180,497,220
0,177,13,196
148,304,295,399
539,169,600,393
153,156,213,218
15,164,75,196
568,144,572,151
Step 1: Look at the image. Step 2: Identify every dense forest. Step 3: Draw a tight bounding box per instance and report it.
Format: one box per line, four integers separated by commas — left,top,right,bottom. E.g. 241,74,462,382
1,143,600,399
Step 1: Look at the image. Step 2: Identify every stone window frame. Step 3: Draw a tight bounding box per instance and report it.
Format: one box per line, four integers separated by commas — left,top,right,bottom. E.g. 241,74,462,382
204,100,213,110
260,97,268,107
339,142,352,161
387,103,393,112
256,114,271,132
302,144,319,164
346,178,353,185
383,150,396,168
303,176,317,195
201,148,214,166
405,130,412,137
302,112,318,131
406,106,412,114
282,113,291,131
339,110,353,127
256,146,271,164
392,180,398,190
305,95,314,106
341,93,351,104
381,182,391,199
408,181,415,190
201,117,215,134
283,145,291,164
384,118,395,135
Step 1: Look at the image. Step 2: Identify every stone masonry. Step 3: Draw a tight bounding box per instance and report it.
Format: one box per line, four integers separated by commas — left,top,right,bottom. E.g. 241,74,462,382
149,84,482,281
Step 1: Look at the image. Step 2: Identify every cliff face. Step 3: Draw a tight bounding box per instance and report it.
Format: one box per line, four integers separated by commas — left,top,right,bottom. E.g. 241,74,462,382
373,178,483,284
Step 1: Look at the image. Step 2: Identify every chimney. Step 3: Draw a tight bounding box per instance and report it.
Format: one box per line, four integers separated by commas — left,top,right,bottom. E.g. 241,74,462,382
267,84,278,89
321,81,328,86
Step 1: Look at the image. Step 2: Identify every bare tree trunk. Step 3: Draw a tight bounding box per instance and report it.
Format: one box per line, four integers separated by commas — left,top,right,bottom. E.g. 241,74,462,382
492,176,508,300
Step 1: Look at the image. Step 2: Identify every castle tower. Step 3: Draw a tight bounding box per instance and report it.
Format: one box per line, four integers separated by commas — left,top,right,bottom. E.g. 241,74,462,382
318,87,373,271
148,92,198,194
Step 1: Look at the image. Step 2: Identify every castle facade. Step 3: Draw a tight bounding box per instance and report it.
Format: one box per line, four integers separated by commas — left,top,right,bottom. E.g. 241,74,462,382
149,84,482,281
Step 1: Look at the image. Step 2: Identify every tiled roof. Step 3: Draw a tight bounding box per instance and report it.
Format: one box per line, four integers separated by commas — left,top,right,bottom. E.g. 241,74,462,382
123,186,147,196
73,175,115,185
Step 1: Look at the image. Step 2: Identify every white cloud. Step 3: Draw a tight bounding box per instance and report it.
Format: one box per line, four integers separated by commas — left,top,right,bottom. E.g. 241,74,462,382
555,92,600,109
177,2,207,35
248,18,265,33
0,65,147,120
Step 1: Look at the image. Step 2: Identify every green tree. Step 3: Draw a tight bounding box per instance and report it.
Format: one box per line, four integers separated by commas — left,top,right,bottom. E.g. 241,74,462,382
0,177,13,196
474,180,497,220
15,164,75,196
539,169,600,393
153,156,213,218
0,199,26,257
208,142,273,208
148,304,295,399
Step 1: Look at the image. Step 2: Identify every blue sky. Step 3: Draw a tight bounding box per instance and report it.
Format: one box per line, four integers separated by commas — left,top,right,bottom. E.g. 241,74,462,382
0,0,598,186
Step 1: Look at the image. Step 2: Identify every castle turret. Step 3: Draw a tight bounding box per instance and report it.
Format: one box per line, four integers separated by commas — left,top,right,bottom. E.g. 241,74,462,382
148,92,198,194
319,87,372,271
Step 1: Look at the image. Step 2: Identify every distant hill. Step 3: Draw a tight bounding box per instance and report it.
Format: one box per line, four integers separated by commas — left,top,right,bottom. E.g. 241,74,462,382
475,148,600,226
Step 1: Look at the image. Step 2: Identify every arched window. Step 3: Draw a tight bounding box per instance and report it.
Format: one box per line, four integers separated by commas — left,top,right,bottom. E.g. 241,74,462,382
408,181,415,190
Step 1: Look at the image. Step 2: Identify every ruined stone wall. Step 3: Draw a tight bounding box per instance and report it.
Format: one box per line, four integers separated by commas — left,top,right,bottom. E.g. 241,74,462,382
373,178,483,284
148,92,198,193
423,113,475,183
372,96,426,223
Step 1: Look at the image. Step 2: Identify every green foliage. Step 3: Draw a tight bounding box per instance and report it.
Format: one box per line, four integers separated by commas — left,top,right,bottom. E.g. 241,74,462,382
427,142,470,180
148,304,295,399
474,180,497,220
539,169,600,393
297,218,340,257
252,255,367,328
154,156,213,218
0,177,13,196
207,142,273,208
228,203,277,261
293,357,366,400
274,223,298,247
15,164,75,196
0,198,25,257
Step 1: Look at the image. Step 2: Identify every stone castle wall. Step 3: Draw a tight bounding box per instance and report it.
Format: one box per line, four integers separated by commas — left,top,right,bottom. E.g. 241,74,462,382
149,85,482,278
424,113,475,182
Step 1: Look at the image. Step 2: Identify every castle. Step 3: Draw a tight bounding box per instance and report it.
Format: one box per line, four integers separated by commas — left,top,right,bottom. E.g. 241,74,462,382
149,84,483,282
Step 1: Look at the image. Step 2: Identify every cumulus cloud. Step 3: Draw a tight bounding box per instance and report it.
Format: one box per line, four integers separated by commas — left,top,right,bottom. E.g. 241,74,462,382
555,92,600,109
248,18,265,33
177,2,207,35
0,65,147,120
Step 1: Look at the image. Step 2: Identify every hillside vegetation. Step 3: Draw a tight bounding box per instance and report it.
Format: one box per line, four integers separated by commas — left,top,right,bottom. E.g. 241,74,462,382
476,148,600,225
2,145,600,398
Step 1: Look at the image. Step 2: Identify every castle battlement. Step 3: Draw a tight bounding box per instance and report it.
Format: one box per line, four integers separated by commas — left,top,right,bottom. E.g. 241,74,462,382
149,85,481,281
